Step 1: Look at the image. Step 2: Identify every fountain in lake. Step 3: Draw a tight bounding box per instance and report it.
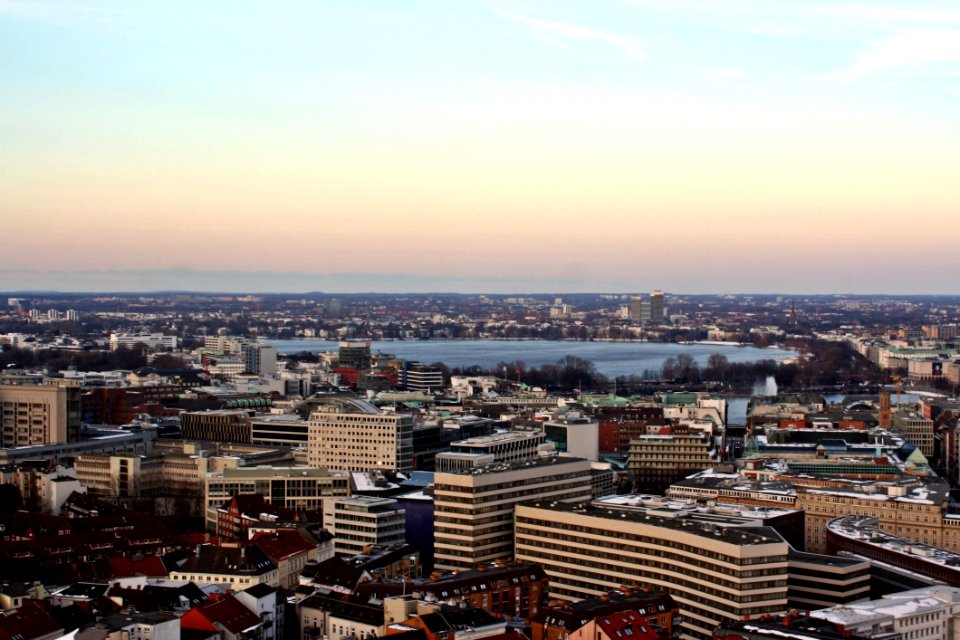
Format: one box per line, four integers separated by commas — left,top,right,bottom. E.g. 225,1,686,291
753,375,778,396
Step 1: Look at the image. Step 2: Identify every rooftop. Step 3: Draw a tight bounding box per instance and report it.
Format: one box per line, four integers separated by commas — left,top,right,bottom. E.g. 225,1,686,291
438,454,589,477
521,501,786,546
594,494,798,520
219,466,345,479
828,515,960,570
454,431,544,446
810,587,960,626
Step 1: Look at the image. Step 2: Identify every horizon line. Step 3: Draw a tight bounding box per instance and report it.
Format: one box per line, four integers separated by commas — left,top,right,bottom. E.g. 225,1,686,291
3,289,960,298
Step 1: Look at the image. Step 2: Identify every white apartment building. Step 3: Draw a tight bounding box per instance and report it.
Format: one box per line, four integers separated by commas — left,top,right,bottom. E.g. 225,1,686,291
242,343,277,376
109,333,178,351
810,587,960,640
324,496,406,557
203,334,250,355
542,411,599,461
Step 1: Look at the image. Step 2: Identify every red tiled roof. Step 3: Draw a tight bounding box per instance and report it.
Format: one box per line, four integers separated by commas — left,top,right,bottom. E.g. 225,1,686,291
108,555,169,578
183,594,262,635
0,600,64,640
596,611,659,640
251,530,314,561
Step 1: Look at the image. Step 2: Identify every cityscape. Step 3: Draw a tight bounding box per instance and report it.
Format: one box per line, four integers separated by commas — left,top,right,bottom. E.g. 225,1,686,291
3,1,960,639
3,291,960,639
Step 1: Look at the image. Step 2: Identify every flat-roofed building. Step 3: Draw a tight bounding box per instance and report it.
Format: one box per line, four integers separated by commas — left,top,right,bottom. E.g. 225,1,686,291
586,494,868,610
628,433,715,494
75,451,211,516
242,343,277,376
152,439,293,470
433,456,593,571
180,409,253,443
786,549,871,611
338,341,371,370
108,333,178,351
592,494,805,551
809,586,960,640
827,515,960,588
436,430,553,472
0,463,85,514
894,412,935,457
714,616,871,640
0,428,154,466
543,411,599,461
251,413,309,448
514,502,790,639
75,452,164,498
402,361,444,393
667,471,797,509
204,466,349,530
796,481,950,554
0,377,81,447
324,496,406,558
307,398,413,472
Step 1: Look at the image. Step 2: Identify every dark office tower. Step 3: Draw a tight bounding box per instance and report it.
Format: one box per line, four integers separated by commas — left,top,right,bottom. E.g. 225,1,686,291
650,290,665,323
180,410,253,443
403,361,444,393
338,340,371,370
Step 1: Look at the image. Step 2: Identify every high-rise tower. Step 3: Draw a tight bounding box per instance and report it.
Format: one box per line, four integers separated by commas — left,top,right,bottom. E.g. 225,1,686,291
650,290,665,323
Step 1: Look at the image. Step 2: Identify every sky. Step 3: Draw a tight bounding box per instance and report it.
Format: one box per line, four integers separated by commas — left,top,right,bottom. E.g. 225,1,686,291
1,0,959,294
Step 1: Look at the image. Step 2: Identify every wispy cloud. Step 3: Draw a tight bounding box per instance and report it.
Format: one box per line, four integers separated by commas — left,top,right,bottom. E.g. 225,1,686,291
622,1,960,81
495,7,644,60
623,1,960,30
828,29,960,81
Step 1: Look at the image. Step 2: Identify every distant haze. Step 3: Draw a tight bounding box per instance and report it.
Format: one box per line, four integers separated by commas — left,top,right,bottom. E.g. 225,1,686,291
0,268,955,295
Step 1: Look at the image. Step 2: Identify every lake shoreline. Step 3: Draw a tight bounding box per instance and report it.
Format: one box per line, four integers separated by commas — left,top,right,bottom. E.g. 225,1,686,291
264,338,798,380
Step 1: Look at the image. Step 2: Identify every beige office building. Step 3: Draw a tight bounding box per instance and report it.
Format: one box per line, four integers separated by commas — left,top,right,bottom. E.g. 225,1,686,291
0,378,81,447
75,452,211,515
797,481,951,554
515,502,789,640
204,466,349,530
307,398,413,472
433,456,593,571
893,413,935,457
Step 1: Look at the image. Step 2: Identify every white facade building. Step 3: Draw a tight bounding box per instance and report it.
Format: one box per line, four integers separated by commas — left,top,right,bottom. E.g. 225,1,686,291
810,587,960,640
109,333,178,351
324,496,406,557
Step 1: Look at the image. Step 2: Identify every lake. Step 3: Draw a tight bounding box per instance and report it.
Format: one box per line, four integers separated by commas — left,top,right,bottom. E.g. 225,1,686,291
265,338,797,379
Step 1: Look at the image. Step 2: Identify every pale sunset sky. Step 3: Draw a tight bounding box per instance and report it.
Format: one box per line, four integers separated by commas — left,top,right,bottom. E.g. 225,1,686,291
1,1,958,293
